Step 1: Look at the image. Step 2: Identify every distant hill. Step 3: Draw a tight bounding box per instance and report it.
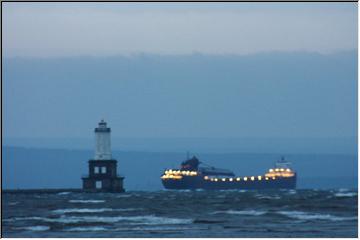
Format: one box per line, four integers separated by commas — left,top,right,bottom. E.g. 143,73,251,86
3,136,357,155
3,52,357,143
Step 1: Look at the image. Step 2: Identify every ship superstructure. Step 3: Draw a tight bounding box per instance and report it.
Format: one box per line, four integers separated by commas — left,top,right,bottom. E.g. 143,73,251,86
161,156,296,190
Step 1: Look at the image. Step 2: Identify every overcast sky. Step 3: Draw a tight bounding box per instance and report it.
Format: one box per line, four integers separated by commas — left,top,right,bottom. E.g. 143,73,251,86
2,3,358,147
3,3,357,57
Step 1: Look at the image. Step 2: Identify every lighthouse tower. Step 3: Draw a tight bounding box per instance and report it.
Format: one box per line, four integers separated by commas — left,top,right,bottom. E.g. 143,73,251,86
94,119,112,160
82,120,125,192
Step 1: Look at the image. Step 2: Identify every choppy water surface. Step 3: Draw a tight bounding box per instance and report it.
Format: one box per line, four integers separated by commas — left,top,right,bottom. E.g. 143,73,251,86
3,189,358,237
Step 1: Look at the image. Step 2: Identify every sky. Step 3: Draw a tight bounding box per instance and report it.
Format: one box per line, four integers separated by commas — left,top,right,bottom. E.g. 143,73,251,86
2,3,358,154
2,3,358,57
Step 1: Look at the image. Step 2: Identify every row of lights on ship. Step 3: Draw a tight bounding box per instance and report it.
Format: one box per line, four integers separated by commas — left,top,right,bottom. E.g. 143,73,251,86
162,168,294,181
164,170,198,176
203,175,276,182
265,168,295,178
161,169,197,180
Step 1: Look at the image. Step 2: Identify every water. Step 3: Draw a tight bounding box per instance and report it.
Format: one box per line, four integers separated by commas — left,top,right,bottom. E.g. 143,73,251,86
3,189,358,237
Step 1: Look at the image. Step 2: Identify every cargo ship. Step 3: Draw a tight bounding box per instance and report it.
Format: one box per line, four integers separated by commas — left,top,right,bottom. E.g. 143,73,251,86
161,156,296,190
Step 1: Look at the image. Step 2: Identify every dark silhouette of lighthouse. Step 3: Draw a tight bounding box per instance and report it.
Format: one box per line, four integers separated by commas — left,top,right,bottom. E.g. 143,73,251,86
82,120,125,192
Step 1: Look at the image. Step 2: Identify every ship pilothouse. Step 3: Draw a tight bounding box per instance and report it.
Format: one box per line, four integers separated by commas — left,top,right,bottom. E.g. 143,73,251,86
264,157,296,179
161,156,296,190
82,120,125,192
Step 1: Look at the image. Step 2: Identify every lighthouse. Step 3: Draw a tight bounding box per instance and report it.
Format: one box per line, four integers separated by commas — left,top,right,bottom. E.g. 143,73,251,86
82,120,125,192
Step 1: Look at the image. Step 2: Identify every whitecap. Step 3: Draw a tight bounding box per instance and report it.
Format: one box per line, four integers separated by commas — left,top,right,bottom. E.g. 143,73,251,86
338,188,350,192
65,227,107,232
52,208,113,214
212,210,266,216
127,215,193,225
3,216,44,222
57,192,71,195
334,192,357,197
6,215,193,225
4,216,80,224
9,201,19,206
219,189,244,192
17,226,50,231
255,194,281,200
52,208,143,214
69,200,105,203
278,211,357,221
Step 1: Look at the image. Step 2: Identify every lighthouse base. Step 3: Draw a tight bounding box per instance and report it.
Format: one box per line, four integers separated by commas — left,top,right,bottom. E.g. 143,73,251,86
82,159,125,193
82,177,125,193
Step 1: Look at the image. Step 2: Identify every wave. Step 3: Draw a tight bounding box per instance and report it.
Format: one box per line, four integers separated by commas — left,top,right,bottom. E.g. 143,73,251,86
17,225,50,231
175,190,192,192
127,215,193,225
218,189,246,192
4,215,192,225
278,211,357,222
65,227,107,232
115,194,133,198
52,208,143,214
57,192,71,195
338,188,350,192
255,194,281,200
334,192,357,198
52,208,113,214
212,210,266,216
193,219,227,224
9,201,19,205
115,226,202,231
69,200,105,203
3,217,44,222
117,208,145,212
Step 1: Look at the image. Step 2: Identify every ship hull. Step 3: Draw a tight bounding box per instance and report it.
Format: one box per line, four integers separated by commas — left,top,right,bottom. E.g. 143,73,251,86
162,175,296,190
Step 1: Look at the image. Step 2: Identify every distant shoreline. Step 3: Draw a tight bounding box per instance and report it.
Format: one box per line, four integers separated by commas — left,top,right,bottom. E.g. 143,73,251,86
2,189,125,194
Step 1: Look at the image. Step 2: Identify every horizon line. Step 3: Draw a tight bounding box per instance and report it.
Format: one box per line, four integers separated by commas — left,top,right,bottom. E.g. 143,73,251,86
3,49,357,60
